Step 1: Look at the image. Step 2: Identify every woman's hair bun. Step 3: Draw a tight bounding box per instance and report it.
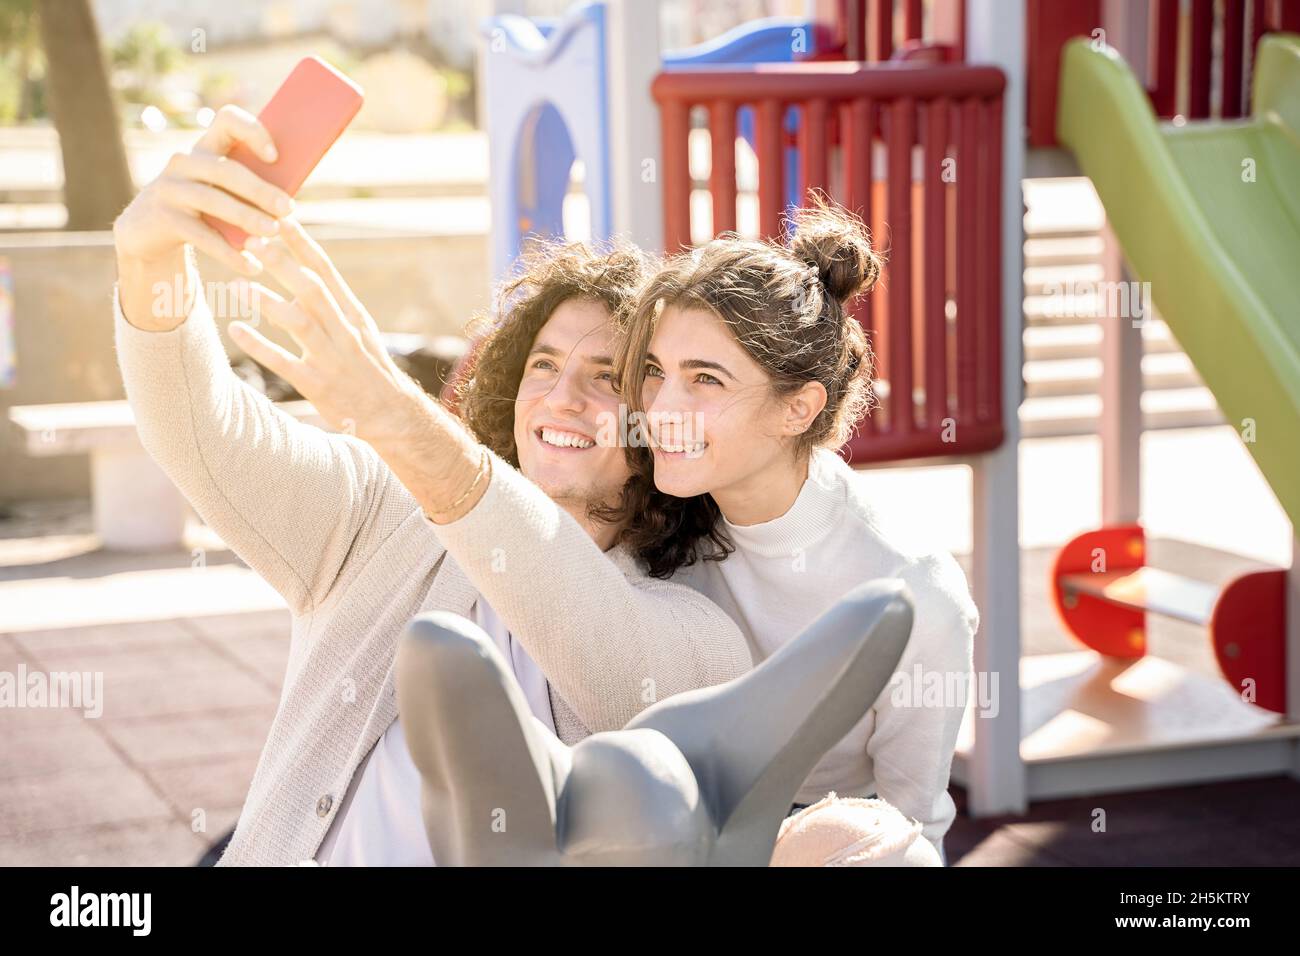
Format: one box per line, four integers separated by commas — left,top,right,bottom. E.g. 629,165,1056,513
787,194,883,305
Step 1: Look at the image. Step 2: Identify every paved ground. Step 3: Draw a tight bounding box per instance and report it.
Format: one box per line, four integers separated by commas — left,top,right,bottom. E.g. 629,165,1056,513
6,587,1298,866
0,608,285,865
0,424,1294,865
947,776,1300,866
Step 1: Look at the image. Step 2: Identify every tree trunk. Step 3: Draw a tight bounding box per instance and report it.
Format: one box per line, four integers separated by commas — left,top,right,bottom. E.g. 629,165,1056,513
17,46,35,120
37,0,135,230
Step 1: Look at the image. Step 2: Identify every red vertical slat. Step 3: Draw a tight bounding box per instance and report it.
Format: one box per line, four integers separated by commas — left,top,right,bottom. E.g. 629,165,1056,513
1222,0,1246,118
800,98,830,202
843,99,873,226
984,94,1004,432
709,100,737,236
1189,0,1213,118
922,98,948,431
842,97,877,437
971,98,991,422
756,98,785,239
971,97,989,423
1026,0,1101,147
1149,0,1179,116
1249,0,1269,113
954,0,967,62
661,97,692,251
1252,0,1268,52
955,98,977,422
1274,0,1300,31
842,0,868,61
904,0,924,40
931,0,966,61
886,97,914,436
870,0,894,61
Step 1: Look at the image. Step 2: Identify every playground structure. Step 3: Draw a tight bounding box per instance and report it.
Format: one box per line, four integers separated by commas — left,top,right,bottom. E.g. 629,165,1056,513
480,3,830,278
478,0,1300,819
1051,32,1300,723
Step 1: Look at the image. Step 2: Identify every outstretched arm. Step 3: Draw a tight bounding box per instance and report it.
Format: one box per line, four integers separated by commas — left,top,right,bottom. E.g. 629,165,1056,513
423,452,754,731
112,106,396,615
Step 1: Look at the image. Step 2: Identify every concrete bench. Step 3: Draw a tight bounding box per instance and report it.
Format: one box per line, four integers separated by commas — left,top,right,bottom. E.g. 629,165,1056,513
8,399,325,551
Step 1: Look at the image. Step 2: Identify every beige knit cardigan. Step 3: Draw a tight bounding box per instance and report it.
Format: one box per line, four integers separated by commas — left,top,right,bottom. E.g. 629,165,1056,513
111,277,753,866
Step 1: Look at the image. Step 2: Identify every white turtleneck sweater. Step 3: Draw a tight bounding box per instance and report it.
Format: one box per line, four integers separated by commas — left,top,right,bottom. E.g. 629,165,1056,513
674,448,979,858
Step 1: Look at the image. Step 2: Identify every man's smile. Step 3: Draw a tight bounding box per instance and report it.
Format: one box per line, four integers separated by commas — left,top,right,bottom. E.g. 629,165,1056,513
535,425,597,451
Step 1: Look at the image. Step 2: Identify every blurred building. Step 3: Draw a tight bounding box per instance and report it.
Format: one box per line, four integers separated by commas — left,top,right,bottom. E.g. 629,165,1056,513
92,0,477,67
91,0,806,70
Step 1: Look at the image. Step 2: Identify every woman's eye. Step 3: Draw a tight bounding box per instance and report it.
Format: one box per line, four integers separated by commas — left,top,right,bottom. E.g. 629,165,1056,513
531,358,557,372
645,363,664,379
595,370,613,381
696,373,723,386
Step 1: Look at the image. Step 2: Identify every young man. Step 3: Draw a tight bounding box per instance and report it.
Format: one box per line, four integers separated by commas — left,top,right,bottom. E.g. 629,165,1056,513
111,105,751,866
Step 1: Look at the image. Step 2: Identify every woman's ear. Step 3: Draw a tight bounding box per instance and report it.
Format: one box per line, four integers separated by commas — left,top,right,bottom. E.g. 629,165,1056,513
784,381,828,436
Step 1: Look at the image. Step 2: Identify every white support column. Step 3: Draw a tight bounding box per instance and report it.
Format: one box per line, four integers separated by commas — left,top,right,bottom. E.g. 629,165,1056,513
965,0,1027,818
475,0,529,149
1099,221,1144,525
474,0,530,287
605,0,664,252
1099,0,1146,529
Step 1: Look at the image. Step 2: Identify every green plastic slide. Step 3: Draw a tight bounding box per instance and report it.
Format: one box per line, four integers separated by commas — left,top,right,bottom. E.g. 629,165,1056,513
1057,34,1300,532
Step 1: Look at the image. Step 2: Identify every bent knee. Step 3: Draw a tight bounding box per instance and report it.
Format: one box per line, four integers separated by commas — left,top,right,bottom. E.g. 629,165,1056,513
770,794,941,867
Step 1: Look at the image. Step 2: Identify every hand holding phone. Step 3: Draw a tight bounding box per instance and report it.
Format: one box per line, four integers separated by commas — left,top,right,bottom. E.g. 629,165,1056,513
201,56,365,250
113,56,365,331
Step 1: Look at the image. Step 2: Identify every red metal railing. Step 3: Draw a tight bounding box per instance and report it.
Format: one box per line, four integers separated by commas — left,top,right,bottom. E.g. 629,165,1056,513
653,62,1006,465
1150,0,1300,119
829,0,967,63
1029,0,1300,144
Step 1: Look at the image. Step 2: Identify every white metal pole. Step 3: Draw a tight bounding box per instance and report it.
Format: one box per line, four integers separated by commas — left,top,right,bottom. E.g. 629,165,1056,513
605,0,664,252
965,0,1028,818
1099,221,1144,525
1100,0,1147,529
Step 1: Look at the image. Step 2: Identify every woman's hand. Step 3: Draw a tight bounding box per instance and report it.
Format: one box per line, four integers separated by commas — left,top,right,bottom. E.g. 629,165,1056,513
113,104,296,330
227,217,428,443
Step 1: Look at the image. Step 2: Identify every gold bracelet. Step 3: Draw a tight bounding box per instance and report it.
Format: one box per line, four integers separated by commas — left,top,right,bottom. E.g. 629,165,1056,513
424,446,491,522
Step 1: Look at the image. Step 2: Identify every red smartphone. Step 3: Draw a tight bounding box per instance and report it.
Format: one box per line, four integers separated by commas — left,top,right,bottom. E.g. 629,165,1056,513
203,55,364,249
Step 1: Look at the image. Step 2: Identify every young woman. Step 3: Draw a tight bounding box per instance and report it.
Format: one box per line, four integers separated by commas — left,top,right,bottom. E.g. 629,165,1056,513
615,199,980,865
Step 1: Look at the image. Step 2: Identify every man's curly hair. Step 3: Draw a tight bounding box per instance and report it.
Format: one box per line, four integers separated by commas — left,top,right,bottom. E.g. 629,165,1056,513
454,238,729,579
